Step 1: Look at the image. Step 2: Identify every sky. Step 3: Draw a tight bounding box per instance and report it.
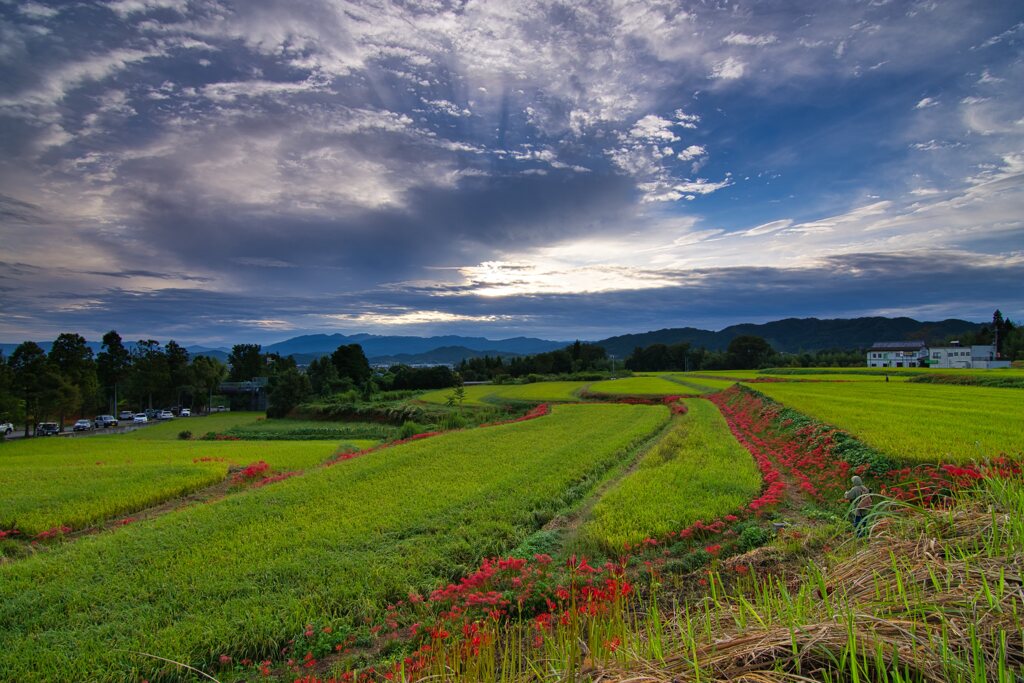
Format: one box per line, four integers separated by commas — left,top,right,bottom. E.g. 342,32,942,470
1,0,1022,346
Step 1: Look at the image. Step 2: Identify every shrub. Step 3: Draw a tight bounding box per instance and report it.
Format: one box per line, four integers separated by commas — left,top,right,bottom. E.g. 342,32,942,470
397,421,429,440
737,525,774,553
177,430,192,441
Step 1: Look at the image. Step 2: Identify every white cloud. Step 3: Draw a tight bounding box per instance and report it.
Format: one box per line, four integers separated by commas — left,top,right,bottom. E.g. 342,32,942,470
322,310,513,325
628,115,680,142
722,33,778,47
19,3,60,19
742,219,793,236
677,144,706,161
710,56,745,80
915,97,938,109
424,99,471,117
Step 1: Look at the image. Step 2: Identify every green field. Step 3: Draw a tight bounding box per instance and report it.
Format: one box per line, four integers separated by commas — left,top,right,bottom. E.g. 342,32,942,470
587,376,690,396
580,399,761,550
417,381,587,405
0,439,342,534
750,381,1024,462
655,373,742,393
0,404,668,680
123,411,265,439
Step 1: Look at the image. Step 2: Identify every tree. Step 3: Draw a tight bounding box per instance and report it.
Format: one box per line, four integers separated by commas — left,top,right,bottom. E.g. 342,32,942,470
331,344,372,385
227,344,264,382
165,340,192,408
726,335,774,370
266,367,311,418
307,355,343,396
189,355,227,412
97,330,131,414
9,342,49,436
128,340,170,409
48,332,96,422
0,351,23,431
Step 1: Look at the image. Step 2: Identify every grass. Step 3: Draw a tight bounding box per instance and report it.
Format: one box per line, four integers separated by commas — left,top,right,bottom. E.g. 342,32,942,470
123,412,265,439
0,403,669,681
656,373,742,392
0,439,342,534
416,381,587,405
749,380,1024,462
587,376,692,396
579,398,761,551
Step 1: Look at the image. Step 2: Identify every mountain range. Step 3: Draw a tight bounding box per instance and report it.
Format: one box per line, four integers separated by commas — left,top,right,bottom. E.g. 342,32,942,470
0,316,987,366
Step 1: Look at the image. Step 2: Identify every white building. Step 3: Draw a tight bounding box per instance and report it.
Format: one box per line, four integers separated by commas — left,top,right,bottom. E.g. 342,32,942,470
866,341,928,368
927,343,1010,369
867,341,1011,369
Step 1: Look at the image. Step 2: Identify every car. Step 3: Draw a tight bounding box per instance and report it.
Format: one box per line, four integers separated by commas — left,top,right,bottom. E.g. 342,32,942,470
157,410,174,420
93,415,118,428
133,413,148,424
179,408,191,417
1,422,13,436
145,408,159,420
73,419,93,432
119,410,134,421
36,422,60,436
212,405,228,412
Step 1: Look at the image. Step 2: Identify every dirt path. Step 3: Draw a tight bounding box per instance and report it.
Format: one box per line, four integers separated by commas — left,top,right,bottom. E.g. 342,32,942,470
542,411,681,550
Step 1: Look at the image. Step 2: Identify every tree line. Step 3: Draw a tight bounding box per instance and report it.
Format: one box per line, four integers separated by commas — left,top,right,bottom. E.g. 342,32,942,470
0,332,232,436
455,341,610,382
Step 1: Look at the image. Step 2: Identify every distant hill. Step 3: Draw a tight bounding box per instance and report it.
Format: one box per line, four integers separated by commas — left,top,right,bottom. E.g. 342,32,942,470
595,317,985,356
263,333,567,359
368,346,522,366
0,317,988,366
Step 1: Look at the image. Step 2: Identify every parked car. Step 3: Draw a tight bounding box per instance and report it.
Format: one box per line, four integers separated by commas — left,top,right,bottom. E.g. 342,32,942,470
179,408,191,417
157,410,174,420
93,415,118,428
1,422,13,436
133,413,148,424
212,405,228,412
118,410,135,421
145,409,159,421
73,419,93,432
36,422,60,436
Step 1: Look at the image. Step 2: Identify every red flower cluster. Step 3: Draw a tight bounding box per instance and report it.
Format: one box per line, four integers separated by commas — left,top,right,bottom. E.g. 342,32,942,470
35,525,72,540
0,528,21,539
710,387,853,513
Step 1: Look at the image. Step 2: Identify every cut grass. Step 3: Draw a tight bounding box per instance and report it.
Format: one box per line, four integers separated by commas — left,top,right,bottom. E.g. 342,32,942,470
579,398,761,551
0,439,342,534
0,403,669,681
750,381,1024,462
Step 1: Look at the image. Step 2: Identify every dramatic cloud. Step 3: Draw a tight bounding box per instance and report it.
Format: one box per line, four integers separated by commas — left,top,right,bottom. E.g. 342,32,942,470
0,0,1022,344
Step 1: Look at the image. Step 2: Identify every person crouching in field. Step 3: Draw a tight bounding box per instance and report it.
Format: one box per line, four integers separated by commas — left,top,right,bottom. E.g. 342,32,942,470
845,475,872,537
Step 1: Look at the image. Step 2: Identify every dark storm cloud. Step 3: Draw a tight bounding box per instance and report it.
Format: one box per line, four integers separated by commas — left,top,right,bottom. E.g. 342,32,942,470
1,1,1023,342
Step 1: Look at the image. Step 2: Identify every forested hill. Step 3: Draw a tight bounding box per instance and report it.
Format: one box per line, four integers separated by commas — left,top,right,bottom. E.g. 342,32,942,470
596,317,984,356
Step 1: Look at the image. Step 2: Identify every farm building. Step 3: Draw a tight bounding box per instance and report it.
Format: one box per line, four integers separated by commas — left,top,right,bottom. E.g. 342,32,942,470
927,343,1010,369
866,341,928,368
867,341,1010,369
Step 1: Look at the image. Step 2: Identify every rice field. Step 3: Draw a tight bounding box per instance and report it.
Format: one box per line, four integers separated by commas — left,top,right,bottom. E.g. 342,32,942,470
750,381,1024,462
0,438,342,534
586,376,691,396
580,399,761,550
416,381,586,405
0,403,668,681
